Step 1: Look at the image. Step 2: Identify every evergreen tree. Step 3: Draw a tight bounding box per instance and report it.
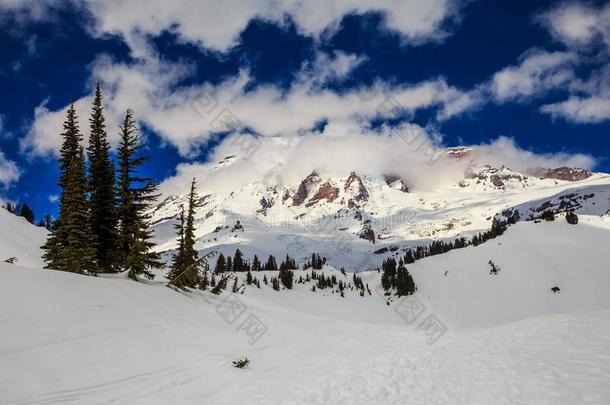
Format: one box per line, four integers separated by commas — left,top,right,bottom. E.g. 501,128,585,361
167,179,202,289
252,254,261,271
395,261,416,296
215,253,227,273
265,255,277,270
279,267,293,289
19,203,35,224
233,248,245,272
42,105,97,274
226,256,233,272
87,84,117,272
116,109,162,280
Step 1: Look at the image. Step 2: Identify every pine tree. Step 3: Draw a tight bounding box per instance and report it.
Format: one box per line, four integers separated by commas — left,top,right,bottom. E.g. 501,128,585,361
116,109,162,280
87,84,117,272
215,253,227,273
233,248,245,272
265,255,277,270
42,105,97,274
252,254,261,271
19,203,35,224
167,179,202,289
226,256,233,272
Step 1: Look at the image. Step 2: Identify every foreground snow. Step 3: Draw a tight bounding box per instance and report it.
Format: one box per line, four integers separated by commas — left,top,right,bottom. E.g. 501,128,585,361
2,209,610,404
2,263,610,404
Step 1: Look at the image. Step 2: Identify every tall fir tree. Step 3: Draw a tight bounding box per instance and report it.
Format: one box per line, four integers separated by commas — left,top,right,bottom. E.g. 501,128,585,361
116,109,163,280
167,179,202,289
42,105,97,274
87,84,117,272
214,253,227,273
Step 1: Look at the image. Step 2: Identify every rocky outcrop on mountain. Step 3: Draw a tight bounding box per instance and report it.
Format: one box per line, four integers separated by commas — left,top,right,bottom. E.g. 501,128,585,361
384,174,409,192
466,166,529,189
257,197,275,215
292,171,321,206
344,172,369,208
357,220,375,243
528,167,592,182
446,147,473,160
306,182,339,207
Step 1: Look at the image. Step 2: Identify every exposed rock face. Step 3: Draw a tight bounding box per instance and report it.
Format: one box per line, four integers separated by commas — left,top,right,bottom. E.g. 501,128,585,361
383,174,409,193
345,172,369,208
357,220,375,243
306,182,339,207
292,171,321,206
490,175,505,188
257,197,275,215
446,147,473,160
529,167,592,182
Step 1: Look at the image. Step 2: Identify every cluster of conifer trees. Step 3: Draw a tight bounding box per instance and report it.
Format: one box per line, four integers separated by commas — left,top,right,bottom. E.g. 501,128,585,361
42,85,162,280
380,257,416,296
400,219,510,265
2,201,49,227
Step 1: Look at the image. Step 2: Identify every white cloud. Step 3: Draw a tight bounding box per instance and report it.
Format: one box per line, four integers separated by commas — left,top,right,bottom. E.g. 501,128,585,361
538,2,610,49
82,0,461,54
158,125,596,198
490,49,576,102
22,55,476,157
532,2,610,123
0,148,20,189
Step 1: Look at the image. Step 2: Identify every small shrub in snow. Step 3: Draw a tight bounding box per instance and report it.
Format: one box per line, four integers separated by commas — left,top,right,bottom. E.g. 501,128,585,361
551,286,561,293
489,260,500,275
4,257,17,264
565,212,578,225
232,358,249,368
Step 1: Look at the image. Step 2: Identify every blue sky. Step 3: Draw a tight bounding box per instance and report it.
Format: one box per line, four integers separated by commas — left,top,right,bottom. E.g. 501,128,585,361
0,0,609,220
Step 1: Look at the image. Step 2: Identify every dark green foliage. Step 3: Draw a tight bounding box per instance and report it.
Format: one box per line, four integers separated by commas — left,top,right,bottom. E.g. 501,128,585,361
232,358,249,368
264,255,277,270
4,202,16,214
42,105,97,274
279,267,293,289
246,271,253,285
271,276,280,291
279,254,297,270
226,256,233,272
167,178,202,290
380,258,397,291
540,210,555,221
232,277,239,293
233,249,248,272
116,109,162,280
395,261,416,296
252,254,261,271
489,260,500,275
214,253,227,273
211,273,229,294
381,257,415,296
19,203,35,224
87,84,118,272
566,211,578,225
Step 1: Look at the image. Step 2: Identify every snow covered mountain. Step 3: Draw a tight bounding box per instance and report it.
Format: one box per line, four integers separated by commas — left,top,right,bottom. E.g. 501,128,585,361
150,152,610,270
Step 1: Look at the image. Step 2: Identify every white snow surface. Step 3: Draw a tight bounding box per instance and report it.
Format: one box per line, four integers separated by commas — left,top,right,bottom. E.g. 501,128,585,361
2,217,610,404
0,208,47,268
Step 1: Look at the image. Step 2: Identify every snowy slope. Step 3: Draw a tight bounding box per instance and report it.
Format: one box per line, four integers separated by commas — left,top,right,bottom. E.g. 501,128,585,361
0,208,47,268
2,260,610,404
406,215,610,327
